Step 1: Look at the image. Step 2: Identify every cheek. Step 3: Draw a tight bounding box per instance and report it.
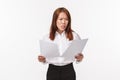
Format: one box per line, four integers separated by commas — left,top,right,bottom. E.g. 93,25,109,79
56,21,61,26
66,22,69,25
65,22,69,26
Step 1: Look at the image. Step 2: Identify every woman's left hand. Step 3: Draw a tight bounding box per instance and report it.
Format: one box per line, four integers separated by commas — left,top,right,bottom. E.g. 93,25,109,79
75,53,84,62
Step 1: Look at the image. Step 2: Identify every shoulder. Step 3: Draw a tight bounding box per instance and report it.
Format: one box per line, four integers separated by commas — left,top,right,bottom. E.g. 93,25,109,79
72,31,81,40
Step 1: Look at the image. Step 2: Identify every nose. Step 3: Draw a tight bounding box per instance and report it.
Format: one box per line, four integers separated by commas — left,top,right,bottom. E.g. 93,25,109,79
61,19,65,24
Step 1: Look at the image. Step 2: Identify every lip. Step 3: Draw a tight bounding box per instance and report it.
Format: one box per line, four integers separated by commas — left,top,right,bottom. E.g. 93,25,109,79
61,24,66,27
61,26,66,29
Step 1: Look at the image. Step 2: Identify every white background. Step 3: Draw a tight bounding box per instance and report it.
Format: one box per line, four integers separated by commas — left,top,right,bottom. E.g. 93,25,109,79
0,0,120,80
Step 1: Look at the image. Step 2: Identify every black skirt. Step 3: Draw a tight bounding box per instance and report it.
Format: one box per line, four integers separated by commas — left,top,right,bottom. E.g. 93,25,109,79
47,63,76,80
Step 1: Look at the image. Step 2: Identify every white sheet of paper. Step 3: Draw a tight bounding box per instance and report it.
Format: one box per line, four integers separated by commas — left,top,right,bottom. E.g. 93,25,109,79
62,39,88,61
39,40,59,58
39,39,88,62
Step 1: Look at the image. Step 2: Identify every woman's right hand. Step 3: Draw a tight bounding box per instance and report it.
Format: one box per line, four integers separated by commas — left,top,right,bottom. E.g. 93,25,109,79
38,55,46,63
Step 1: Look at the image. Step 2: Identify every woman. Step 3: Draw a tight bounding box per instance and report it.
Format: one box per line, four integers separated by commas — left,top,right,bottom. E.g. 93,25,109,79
38,7,84,80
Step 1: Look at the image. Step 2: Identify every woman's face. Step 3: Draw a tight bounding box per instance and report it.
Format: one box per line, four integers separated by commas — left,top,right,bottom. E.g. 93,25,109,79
56,12,69,33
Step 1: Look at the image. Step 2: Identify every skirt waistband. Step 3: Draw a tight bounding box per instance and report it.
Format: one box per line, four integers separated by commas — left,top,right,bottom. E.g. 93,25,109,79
49,63,73,68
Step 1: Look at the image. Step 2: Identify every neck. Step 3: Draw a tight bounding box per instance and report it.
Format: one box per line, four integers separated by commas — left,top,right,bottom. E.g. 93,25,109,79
57,30,64,34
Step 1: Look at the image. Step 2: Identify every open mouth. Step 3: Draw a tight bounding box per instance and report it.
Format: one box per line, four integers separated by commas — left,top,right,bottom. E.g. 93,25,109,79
61,25,66,29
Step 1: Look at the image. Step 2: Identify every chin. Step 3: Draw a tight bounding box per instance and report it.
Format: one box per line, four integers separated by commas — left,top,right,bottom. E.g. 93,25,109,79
61,28,66,30
61,29,65,32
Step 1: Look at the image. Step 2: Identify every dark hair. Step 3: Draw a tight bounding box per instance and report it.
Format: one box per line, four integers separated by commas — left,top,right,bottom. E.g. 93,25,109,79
49,7,73,40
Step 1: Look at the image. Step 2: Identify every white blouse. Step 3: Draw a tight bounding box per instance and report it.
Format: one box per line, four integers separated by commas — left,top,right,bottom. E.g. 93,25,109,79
42,31,81,66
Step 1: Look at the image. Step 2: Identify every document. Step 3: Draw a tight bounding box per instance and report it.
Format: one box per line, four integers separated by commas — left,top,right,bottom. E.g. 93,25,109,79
39,40,59,58
39,39,88,62
61,39,88,61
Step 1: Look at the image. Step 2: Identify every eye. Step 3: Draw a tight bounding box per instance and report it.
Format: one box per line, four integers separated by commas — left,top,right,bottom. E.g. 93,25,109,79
59,18,63,20
65,18,68,21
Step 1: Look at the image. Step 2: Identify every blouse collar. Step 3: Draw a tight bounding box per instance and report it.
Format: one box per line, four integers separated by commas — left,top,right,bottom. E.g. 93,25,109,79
56,31,66,36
